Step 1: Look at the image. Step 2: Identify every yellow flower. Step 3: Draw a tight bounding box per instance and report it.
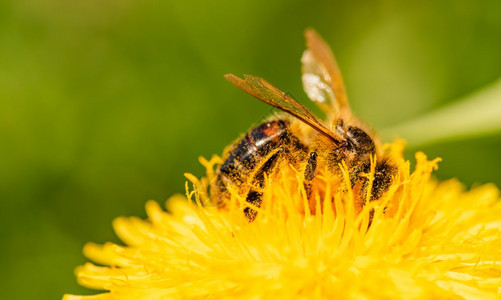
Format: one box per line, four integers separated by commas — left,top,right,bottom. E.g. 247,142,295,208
64,141,501,299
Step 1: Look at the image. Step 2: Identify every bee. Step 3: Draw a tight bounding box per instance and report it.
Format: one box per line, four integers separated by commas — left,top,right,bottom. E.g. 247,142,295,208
212,29,396,221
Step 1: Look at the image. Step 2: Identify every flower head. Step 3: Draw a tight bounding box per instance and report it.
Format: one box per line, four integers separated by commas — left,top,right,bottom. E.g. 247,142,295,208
64,141,501,299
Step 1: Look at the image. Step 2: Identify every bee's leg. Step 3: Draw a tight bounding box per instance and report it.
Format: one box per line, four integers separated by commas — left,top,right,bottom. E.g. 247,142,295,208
244,190,263,221
244,149,284,221
354,160,396,226
244,147,303,221
303,151,318,199
370,160,396,200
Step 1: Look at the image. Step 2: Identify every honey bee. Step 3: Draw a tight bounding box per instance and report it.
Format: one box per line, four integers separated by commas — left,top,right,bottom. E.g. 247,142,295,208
212,29,396,221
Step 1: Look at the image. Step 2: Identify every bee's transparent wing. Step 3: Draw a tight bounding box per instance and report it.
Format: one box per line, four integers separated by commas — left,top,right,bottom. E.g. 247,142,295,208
302,29,349,114
225,74,343,144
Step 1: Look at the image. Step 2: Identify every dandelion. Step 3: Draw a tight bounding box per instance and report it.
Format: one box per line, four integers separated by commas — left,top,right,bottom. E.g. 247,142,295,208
64,28,501,300
64,140,501,299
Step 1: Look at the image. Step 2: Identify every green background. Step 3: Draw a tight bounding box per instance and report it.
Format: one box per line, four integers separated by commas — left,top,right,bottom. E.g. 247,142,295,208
1,0,500,298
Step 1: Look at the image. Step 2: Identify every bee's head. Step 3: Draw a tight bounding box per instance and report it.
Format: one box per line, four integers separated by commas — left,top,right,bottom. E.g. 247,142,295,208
346,126,375,155
335,122,375,155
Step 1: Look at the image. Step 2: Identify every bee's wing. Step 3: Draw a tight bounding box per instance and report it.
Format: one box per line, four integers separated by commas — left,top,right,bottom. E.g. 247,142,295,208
302,28,350,114
225,73,344,144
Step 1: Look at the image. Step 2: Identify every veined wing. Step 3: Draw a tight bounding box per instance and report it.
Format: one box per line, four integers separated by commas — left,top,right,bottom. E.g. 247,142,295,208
225,73,344,144
302,28,350,114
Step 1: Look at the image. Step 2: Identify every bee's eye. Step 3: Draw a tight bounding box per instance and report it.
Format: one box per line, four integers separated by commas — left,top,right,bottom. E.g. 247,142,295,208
346,127,375,154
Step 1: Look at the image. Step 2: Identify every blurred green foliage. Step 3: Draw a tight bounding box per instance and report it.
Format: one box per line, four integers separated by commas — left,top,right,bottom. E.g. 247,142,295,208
0,0,500,298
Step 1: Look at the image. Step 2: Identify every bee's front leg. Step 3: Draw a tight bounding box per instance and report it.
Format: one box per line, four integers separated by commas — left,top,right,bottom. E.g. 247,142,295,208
303,151,318,200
